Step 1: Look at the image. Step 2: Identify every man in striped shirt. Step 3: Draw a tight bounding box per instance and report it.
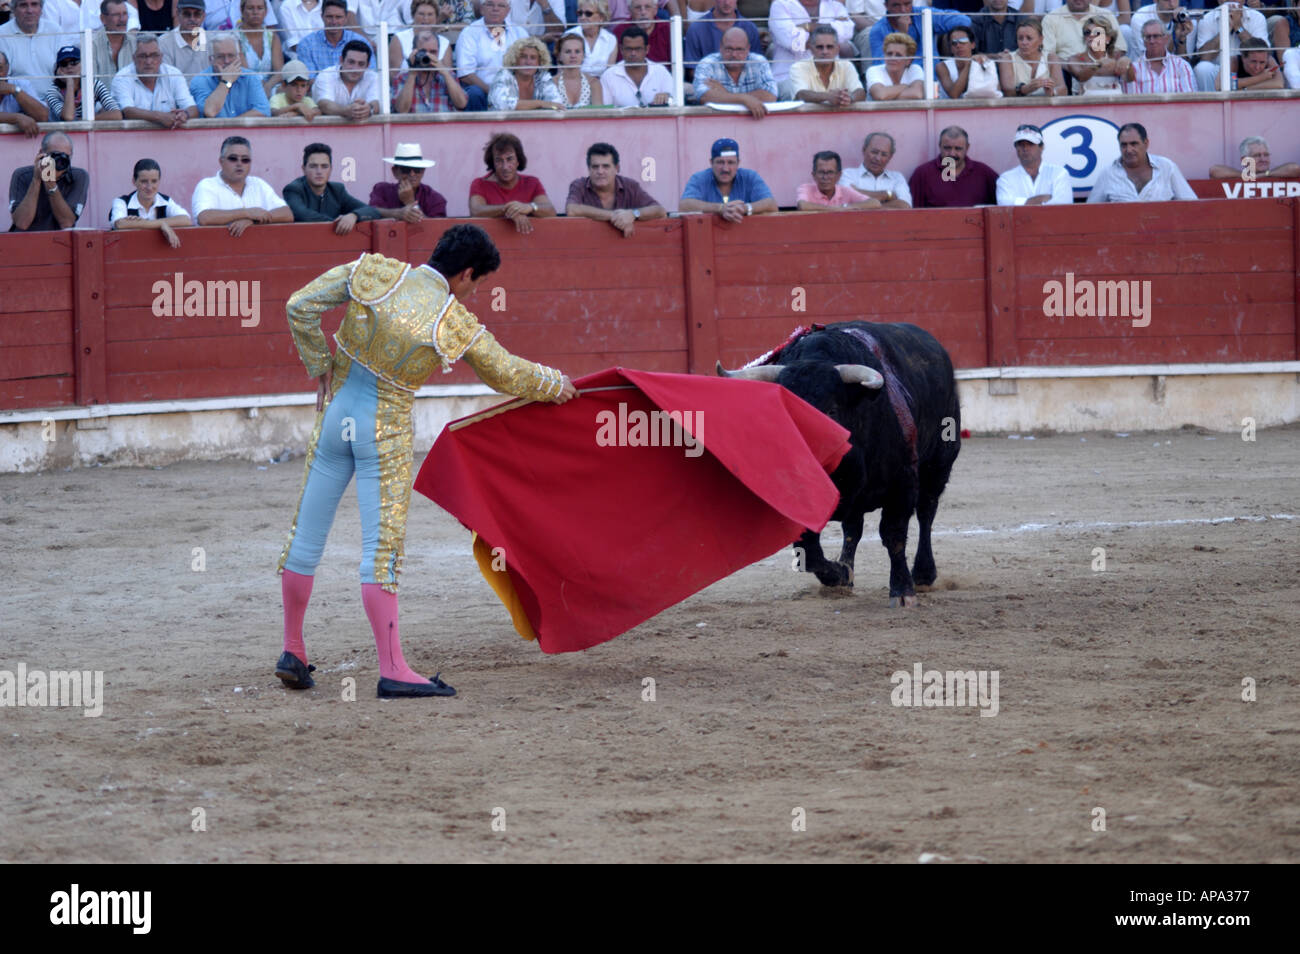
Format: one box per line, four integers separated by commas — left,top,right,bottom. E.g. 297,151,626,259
1123,17,1196,93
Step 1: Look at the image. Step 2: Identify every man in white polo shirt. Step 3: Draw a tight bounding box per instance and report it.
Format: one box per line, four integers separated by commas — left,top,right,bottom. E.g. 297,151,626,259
601,25,673,107
996,123,1073,206
842,131,912,208
313,38,380,119
192,135,293,236
112,33,198,127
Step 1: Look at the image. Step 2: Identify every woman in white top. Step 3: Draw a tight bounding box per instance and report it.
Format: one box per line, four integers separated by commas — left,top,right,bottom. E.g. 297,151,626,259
564,0,618,78
389,0,451,87
683,0,711,19
1067,15,1129,95
238,0,285,95
555,32,604,106
998,17,1067,96
110,159,191,249
867,31,925,100
939,25,1003,98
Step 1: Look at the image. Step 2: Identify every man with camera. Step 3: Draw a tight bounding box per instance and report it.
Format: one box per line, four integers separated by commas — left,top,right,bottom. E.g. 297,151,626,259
8,131,87,231
392,25,467,112
1129,0,1197,62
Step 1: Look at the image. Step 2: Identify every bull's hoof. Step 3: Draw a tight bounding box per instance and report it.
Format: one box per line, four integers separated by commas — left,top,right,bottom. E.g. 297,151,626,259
888,594,918,608
814,563,853,588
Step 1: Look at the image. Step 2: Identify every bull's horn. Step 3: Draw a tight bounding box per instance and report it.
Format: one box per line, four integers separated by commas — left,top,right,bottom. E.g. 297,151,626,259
836,364,884,389
716,361,782,382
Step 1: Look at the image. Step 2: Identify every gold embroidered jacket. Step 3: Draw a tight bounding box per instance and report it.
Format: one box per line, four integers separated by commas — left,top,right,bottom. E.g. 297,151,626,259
285,253,566,402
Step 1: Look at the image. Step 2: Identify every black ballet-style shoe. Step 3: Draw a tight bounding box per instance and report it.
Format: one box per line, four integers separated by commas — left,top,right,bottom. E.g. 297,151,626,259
376,672,457,698
275,651,317,690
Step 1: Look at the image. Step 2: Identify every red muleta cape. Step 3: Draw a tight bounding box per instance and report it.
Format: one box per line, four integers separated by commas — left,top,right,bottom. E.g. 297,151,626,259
414,367,850,653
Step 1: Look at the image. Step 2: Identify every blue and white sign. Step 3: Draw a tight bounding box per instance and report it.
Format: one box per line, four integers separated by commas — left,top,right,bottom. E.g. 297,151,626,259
1041,115,1121,194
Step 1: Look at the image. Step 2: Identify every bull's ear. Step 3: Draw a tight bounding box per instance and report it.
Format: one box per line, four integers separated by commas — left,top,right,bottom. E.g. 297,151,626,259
835,365,884,389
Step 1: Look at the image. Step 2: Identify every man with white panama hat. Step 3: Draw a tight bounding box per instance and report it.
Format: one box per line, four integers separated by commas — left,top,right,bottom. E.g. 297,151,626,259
369,142,447,223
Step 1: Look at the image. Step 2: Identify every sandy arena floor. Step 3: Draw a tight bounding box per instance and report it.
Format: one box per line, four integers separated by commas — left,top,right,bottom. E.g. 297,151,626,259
1,425,1297,863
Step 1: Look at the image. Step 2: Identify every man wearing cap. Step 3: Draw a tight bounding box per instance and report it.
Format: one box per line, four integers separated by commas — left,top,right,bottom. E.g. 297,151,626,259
996,125,1073,207
161,0,212,80
565,141,665,237
1087,122,1196,203
908,125,999,209
370,143,447,222
0,49,48,135
0,0,64,85
679,138,777,222
112,32,198,126
842,132,911,209
9,131,88,231
313,38,380,119
284,141,380,233
192,134,293,234
269,58,321,118
191,31,271,116
92,0,139,80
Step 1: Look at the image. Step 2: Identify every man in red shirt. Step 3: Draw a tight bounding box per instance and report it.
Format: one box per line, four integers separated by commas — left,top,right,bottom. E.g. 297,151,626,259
468,131,555,234
908,125,999,208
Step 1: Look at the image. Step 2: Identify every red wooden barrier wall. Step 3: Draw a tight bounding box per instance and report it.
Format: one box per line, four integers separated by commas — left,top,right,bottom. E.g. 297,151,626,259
2,199,1297,413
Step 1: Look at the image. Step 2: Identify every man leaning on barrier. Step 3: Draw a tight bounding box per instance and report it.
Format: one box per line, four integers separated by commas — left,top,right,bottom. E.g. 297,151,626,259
113,33,199,127
565,140,666,237
1087,122,1197,203
1208,136,1300,179
284,141,381,233
693,25,776,115
679,136,777,222
0,48,46,135
191,134,293,235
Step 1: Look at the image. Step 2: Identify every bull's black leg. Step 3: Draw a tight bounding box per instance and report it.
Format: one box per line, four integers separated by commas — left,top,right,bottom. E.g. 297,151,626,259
911,486,940,587
878,501,915,605
835,510,864,586
797,528,852,587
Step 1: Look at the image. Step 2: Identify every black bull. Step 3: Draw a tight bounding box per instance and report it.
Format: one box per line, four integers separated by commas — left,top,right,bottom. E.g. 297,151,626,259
718,321,960,605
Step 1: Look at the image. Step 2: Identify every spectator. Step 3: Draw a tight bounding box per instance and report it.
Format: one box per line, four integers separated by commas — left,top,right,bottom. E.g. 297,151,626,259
939,24,1002,97
0,0,62,85
237,0,284,95
392,24,467,110
1123,14,1196,91
370,141,446,221
354,0,416,47
388,0,444,87
565,140,666,236
279,0,325,53
908,124,999,207
867,30,923,99
614,0,670,63
191,31,271,115
45,45,124,120
468,131,554,233
314,38,380,116
868,0,971,68
109,157,190,247
8,131,86,231
683,0,760,77
44,0,141,33
112,32,199,125
1042,0,1126,62
94,0,138,79
555,31,604,105
137,0,172,32
999,16,1067,96
1066,14,1129,92
490,36,563,109
770,0,854,97
192,135,293,234
973,0,1020,56
694,25,776,114
601,25,672,104
0,48,46,134
996,123,1072,206
201,0,279,30
1129,0,1196,63
842,131,911,208
161,0,211,80
1208,135,1300,178
1232,36,1284,89
283,141,380,233
509,0,564,42
1192,2,1268,91
847,0,883,68
679,136,777,221
270,58,321,116
1087,122,1196,202
792,23,866,105
563,0,617,78
296,0,373,75
456,0,528,109
1273,0,1300,60
796,150,881,211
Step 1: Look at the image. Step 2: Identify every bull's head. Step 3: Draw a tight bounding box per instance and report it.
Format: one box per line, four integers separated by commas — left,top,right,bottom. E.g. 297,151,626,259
716,361,884,390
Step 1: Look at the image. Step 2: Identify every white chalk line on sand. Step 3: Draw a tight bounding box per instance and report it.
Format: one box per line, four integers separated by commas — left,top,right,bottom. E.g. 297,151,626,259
931,514,1298,538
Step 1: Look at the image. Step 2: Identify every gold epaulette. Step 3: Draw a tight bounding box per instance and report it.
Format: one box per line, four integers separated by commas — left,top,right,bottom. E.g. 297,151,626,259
435,300,488,369
347,253,411,306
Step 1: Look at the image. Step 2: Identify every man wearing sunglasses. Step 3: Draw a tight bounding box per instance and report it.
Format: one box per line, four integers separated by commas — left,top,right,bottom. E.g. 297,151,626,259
191,135,293,236
1042,0,1126,60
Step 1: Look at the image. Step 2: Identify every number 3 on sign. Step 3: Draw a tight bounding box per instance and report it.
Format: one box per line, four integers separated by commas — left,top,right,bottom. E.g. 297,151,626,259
1040,115,1121,195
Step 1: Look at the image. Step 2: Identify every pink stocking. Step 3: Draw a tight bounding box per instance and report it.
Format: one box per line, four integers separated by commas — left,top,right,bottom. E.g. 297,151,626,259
361,584,430,684
281,570,314,664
